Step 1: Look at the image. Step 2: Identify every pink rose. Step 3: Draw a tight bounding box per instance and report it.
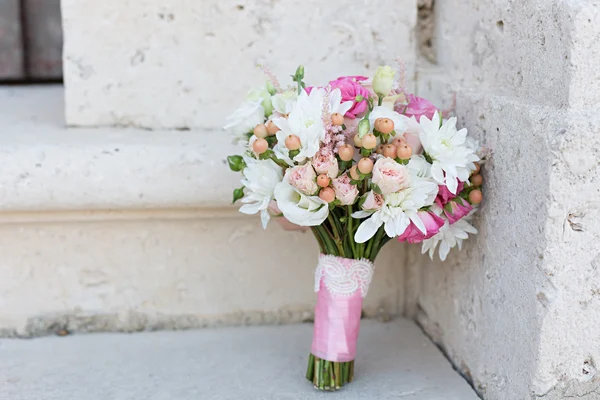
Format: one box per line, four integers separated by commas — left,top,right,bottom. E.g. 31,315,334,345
329,76,371,119
397,94,437,121
361,191,384,211
443,199,473,224
312,149,339,178
435,181,464,208
397,211,445,244
400,116,424,154
331,174,359,205
288,163,318,195
372,157,411,195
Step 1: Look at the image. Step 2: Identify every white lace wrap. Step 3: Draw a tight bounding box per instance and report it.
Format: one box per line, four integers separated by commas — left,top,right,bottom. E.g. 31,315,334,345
314,254,375,298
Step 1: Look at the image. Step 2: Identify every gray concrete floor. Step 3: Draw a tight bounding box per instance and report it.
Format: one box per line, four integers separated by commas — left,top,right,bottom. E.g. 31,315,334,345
0,318,478,400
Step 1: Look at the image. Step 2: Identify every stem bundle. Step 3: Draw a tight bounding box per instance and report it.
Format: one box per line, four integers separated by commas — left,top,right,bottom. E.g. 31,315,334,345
306,354,354,391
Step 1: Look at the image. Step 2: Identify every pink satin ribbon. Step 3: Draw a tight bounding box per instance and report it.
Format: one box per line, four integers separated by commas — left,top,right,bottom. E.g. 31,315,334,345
311,280,363,362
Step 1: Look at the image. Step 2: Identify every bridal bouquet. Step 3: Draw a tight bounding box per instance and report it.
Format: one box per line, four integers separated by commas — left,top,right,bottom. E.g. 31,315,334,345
225,65,486,391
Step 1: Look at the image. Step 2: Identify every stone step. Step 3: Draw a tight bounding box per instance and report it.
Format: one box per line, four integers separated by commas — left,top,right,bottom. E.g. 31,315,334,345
1,318,479,400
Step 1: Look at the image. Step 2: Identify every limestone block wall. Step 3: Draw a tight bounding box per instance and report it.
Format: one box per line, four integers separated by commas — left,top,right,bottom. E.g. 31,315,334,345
414,1,600,399
62,0,417,129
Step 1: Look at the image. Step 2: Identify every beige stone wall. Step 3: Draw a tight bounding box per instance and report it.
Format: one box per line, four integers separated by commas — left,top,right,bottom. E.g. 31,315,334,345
62,0,417,129
414,1,600,399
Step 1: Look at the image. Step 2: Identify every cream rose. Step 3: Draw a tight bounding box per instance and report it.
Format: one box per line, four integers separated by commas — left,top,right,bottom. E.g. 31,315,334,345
362,190,384,211
372,157,411,195
288,162,318,195
312,150,339,178
331,174,359,205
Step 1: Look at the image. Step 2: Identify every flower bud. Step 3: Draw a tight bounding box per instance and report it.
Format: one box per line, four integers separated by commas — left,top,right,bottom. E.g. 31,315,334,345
391,137,406,148
319,187,335,203
353,133,363,148
382,144,397,158
253,124,268,138
266,120,280,136
349,165,360,180
252,138,269,154
362,134,377,150
358,158,374,174
285,135,301,150
338,144,355,161
295,65,305,79
358,118,370,138
266,80,276,95
469,189,483,204
317,174,331,188
374,118,395,134
471,174,483,186
331,113,344,126
372,65,396,97
396,143,412,160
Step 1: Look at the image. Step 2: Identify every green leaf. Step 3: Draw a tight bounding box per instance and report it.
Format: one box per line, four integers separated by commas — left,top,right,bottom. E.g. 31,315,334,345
227,155,245,172
232,187,244,204
265,135,277,146
444,202,453,213
289,149,300,158
258,149,275,160
372,184,383,195
360,147,372,157
358,171,370,180
455,196,465,206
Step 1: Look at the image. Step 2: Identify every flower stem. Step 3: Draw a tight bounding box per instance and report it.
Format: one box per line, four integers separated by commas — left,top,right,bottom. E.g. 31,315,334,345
346,206,358,258
306,354,354,391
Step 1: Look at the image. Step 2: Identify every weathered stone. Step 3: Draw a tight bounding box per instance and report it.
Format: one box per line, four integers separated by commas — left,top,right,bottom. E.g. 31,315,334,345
415,1,600,399
61,0,417,128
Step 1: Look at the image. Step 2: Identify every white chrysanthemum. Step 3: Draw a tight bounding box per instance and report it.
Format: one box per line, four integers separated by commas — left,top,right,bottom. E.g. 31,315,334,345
421,212,478,261
352,164,438,243
328,88,353,116
273,89,326,163
224,100,264,142
238,156,283,229
274,170,329,226
407,155,432,179
418,112,480,194
272,88,352,164
368,106,406,139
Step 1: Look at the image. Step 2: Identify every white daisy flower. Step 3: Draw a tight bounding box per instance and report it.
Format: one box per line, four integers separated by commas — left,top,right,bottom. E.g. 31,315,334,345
421,213,478,261
418,112,480,194
353,163,438,243
238,156,283,229
272,89,326,163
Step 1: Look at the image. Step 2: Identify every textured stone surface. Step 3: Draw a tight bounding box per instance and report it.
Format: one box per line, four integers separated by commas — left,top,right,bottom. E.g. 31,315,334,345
0,215,405,337
62,0,417,129
0,86,407,337
0,319,479,399
23,0,63,79
414,1,600,399
0,0,24,79
0,86,237,211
